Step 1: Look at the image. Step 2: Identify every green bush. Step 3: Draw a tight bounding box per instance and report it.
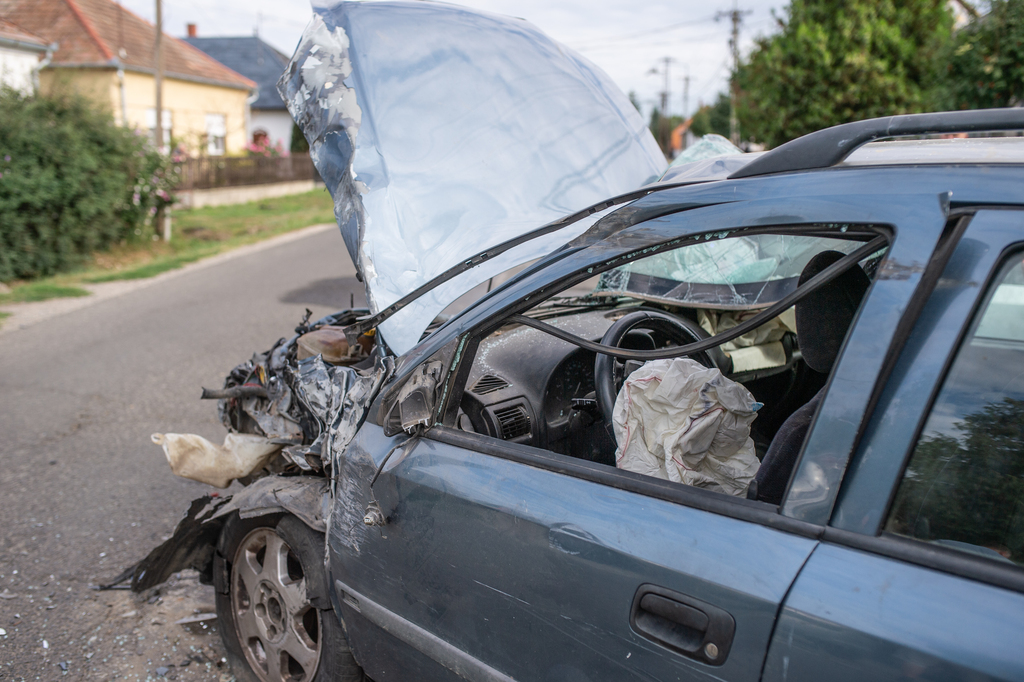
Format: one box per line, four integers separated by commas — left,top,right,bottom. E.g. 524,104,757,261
945,0,1024,110
0,88,175,282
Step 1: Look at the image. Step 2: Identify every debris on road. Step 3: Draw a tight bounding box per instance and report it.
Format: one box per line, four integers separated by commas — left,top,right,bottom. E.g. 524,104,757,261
1,570,232,680
152,432,282,488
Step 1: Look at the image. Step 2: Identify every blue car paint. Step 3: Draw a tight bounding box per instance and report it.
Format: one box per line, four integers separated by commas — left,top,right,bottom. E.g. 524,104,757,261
324,166,1024,681
762,543,1024,682
332,423,817,681
833,210,1024,534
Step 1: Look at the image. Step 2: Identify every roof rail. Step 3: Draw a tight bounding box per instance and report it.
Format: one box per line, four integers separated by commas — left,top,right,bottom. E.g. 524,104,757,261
729,107,1024,179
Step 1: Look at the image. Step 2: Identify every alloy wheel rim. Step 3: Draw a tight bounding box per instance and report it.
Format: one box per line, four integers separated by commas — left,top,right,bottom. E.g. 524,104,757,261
231,527,321,682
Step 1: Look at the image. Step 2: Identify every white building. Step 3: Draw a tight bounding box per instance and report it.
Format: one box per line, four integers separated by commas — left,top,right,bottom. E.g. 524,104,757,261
0,17,48,93
184,28,295,152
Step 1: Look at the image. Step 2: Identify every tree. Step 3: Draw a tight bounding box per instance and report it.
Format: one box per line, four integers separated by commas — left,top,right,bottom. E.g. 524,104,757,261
290,121,309,154
689,94,732,138
0,88,174,281
628,90,642,112
737,0,953,148
648,108,684,156
946,0,1024,109
888,398,1024,558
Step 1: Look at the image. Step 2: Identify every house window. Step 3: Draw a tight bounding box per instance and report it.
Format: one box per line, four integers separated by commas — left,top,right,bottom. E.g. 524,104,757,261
145,108,172,149
206,114,226,156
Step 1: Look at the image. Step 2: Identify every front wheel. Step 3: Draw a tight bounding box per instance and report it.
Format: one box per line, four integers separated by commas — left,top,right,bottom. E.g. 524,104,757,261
215,513,363,682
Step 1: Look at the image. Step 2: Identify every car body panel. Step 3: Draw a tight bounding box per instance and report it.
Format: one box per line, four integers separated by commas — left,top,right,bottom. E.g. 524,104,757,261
832,210,1024,534
763,210,1024,682
326,173,1024,680
762,543,1024,682
330,422,817,681
280,0,665,355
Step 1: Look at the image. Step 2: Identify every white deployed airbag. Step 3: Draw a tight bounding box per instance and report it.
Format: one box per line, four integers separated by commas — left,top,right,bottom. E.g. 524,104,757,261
151,433,282,489
613,358,762,497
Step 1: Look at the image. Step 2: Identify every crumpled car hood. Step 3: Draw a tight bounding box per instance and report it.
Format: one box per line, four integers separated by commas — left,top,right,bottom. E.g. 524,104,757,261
280,1,666,355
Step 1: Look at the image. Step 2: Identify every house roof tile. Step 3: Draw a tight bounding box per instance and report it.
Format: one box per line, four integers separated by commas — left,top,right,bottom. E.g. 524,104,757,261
184,36,289,109
0,16,48,49
0,0,255,90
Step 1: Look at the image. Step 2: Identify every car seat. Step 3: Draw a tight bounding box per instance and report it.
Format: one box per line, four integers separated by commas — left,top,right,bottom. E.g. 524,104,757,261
753,250,870,505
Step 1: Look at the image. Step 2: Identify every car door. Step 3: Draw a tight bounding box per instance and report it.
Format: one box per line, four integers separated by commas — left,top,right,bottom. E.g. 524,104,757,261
762,210,1024,681
326,188,955,682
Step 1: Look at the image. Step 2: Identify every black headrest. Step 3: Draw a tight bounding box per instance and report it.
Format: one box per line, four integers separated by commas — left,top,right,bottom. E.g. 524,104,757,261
795,250,870,374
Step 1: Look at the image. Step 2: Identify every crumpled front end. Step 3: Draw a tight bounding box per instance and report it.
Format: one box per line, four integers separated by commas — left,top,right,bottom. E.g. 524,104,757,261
111,309,392,591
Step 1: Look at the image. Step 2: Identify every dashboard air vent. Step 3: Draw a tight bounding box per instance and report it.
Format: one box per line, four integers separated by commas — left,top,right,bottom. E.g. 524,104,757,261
493,405,531,440
471,374,510,395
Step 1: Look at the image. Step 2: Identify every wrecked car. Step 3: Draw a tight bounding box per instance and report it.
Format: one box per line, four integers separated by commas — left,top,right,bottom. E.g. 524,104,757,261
115,2,1024,681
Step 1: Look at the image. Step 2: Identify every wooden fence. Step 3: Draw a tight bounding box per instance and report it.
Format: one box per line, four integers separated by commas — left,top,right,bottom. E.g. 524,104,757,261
174,153,319,190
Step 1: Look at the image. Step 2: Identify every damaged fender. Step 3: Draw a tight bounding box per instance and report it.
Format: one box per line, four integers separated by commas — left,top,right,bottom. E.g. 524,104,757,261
111,476,330,592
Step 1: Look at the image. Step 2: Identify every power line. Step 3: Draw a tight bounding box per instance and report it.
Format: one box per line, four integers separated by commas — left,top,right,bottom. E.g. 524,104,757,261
694,58,730,101
567,14,719,50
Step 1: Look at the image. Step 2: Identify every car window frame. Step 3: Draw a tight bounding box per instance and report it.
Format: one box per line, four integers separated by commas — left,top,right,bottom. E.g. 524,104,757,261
424,216,912,535
367,183,952,540
826,208,1024,595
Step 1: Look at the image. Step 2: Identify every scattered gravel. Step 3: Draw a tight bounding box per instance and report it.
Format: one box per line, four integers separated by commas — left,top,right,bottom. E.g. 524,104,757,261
0,571,233,681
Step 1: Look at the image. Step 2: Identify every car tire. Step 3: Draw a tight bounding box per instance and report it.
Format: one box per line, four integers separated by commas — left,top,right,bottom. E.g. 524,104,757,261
215,513,364,682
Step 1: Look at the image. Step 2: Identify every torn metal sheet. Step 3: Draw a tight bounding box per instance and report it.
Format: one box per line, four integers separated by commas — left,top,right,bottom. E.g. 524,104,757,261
280,1,666,355
108,476,331,592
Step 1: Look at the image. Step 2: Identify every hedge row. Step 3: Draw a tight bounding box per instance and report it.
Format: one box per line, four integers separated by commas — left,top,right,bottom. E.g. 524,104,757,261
0,88,174,282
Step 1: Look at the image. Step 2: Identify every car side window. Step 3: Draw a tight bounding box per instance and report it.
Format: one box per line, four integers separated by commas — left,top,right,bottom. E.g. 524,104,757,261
886,254,1024,567
456,228,885,502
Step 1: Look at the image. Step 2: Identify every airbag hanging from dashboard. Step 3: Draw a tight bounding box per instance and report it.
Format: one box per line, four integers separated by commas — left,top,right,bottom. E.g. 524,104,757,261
613,358,762,497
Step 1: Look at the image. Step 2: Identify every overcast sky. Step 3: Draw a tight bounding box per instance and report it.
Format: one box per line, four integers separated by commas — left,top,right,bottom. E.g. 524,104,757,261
120,0,784,120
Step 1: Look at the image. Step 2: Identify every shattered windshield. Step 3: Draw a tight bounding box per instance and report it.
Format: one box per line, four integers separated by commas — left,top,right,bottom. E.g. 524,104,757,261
595,234,862,309
280,1,666,356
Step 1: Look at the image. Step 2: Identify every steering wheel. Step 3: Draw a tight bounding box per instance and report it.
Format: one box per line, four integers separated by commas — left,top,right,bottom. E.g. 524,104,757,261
594,310,727,426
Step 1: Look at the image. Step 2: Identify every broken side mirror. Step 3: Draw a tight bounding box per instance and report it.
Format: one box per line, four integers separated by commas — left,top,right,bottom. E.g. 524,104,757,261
382,361,444,436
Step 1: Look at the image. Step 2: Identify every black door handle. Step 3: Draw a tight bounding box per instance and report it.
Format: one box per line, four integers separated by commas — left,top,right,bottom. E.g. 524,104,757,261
629,585,735,666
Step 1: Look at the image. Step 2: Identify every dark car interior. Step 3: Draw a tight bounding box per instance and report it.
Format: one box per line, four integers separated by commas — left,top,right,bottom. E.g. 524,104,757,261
455,234,881,503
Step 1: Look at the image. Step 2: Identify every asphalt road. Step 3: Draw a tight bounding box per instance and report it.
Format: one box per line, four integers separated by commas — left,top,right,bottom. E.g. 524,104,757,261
0,227,363,681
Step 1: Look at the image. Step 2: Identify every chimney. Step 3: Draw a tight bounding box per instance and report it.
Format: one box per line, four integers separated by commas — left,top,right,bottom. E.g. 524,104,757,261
187,23,197,38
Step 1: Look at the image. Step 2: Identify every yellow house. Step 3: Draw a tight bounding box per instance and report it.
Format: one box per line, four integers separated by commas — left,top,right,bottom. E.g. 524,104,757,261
0,0,256,155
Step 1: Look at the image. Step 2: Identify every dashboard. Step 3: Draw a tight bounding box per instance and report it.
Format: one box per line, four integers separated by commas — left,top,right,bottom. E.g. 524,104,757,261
456,304,814,465
458,308,625,464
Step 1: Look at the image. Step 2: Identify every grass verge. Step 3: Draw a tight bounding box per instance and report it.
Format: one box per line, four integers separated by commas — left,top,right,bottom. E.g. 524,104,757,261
0,283,91,305
0,189,335,302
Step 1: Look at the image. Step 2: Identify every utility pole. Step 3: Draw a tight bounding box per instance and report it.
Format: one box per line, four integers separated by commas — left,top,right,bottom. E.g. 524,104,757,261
648,57,677,155
154,0,170,241
681,69,691,120
154,0,163,153
717,2,751,146
658,56,675,117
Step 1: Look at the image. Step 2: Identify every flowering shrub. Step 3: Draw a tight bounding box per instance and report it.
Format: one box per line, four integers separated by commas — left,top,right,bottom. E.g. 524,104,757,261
245,138,287,158
0,88,176,281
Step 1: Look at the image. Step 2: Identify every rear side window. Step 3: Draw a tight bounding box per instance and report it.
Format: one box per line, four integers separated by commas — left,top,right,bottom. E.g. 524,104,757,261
886,254,1024,567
